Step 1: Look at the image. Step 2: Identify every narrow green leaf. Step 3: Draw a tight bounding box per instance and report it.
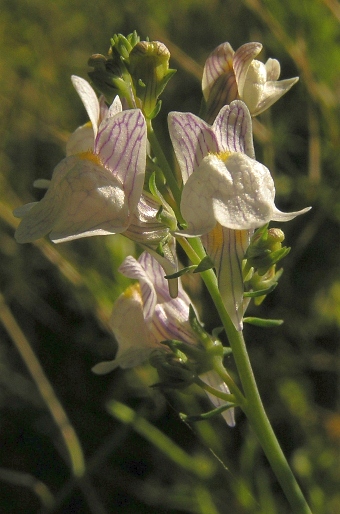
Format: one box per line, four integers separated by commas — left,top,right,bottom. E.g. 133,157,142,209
164,265,197,279
243,317,284,327
193,256,215,273
179,403,235,422
243,283,277,297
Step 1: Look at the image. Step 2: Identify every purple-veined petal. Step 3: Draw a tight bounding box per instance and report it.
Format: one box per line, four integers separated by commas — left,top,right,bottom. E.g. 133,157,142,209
118,252,164,321
95,109,147,215
213,101,255,158
202,42,235,101
199,370,235,426
168,112,219,183
233,42,262,98
152,299,196,345
14,155,132,244
71,75,100,138
140,236,179,299
253,77,299,116
203,225,250,330
124,194,169,245
202,43,238,122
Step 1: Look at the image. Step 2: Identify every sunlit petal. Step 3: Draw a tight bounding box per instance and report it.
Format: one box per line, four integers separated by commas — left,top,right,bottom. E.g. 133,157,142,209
168,112,218,183
95,109,147,214
271,205,311,222
66,123,94,156
213,101,255,158
202,42,235,101
71,75,100,137
265,58,281,81
253,77,299,116
233,42,262,98
15,155,131,244
92,284,161,374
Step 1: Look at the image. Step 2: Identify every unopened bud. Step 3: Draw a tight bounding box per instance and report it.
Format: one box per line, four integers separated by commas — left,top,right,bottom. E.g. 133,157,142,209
129,41,176,119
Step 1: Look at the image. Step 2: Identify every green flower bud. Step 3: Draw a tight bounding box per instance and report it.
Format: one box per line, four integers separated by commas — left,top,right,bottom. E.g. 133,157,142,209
88,32,140,105
149,349,196,389
245,225,289,275
129,41,176,119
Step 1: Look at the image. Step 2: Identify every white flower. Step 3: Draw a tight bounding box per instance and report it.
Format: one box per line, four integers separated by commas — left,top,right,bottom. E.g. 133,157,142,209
14,77,147,243
168,101,310,328
202,41,298,121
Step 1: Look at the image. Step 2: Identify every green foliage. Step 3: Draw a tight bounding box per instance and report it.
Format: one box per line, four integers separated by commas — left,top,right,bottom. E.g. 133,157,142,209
0,0,339,513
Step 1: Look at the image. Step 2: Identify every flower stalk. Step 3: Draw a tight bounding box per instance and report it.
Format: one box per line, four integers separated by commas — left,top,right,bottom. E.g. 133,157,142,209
185,236,312,514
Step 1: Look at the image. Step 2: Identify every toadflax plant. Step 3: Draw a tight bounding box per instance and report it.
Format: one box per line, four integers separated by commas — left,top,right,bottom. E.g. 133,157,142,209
14,32,313,514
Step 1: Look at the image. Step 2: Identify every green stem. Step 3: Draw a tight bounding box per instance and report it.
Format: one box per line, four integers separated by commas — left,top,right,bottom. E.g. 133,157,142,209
147,120,182,207
180,236,313,514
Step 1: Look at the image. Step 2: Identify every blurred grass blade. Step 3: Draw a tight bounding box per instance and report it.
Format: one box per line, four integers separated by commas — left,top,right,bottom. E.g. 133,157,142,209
107,400,214,479
0,467,55,509
0,291,85,478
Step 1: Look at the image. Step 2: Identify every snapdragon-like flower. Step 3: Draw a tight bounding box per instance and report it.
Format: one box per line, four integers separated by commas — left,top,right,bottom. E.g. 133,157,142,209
202,41,298,121
93,252,235,426
14,76,147,244
168,101,310,328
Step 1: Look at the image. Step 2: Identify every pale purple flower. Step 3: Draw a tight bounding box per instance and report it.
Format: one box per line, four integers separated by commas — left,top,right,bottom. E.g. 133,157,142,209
93,252,235,426
168,101,310,329
202,42,298,121
14,77,147,244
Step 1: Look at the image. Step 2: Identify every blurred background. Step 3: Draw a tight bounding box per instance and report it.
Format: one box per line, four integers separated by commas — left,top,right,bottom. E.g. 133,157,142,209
0,0,339,512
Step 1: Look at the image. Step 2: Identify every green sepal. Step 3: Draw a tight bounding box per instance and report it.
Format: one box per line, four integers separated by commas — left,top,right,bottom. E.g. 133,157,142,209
149,172,177,230
193,256,215,273
212,326,224,338
164,256,215,280
255,247,291,275
148,99,162,120
223,347,233,356
179,403,235,422
243,317,284,327
189,306,224,359
243,283,277,298
164,265,197,279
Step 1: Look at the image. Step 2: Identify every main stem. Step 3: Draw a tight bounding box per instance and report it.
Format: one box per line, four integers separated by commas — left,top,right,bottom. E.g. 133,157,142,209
186,237,313,514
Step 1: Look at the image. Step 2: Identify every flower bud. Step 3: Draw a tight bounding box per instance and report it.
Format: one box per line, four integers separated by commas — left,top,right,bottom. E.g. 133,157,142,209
129,41,176,119
149,349,197,389
88,32,140,105
245,225,289,275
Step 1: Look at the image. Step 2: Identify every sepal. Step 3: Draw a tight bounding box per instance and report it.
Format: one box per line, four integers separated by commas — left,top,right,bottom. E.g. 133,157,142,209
179,403,235,422
243,317,284,327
